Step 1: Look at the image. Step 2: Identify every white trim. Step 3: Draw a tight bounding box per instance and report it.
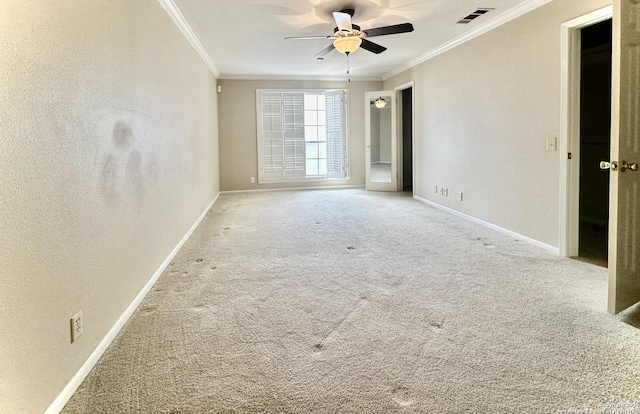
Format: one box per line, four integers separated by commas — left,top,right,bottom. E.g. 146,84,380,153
393,81,415,92
158,0,220,78
561,5,613,28
558,6,613,257
221,185,364,194
255,178,353,184
220,74,382,82
382,0,553,80
364,90,397,191
394,81,415,194
414,196,560,255
45,193,221,414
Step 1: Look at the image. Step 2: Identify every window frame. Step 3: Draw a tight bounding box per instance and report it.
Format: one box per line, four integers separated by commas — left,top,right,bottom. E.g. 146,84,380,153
256,89,350,184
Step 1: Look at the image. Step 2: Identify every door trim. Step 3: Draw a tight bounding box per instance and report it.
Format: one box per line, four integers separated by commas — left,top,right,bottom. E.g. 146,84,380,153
365,90,397,191
559,6,613,257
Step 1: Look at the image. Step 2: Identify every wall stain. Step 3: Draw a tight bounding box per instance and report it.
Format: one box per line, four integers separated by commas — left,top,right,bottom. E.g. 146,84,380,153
99,120,157,203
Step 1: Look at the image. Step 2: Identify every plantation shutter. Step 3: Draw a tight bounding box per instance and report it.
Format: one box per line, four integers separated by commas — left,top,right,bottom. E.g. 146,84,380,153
258,92,304,181
326,89,348,179
259,92,284,181
258,89,347,182
282,93,305,180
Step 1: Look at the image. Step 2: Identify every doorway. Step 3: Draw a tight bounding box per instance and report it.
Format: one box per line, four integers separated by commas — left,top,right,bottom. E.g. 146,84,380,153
395,82,414,194
560,3,640,314
559,5,612,260
400,87,413,192
578,19,612,267
364,83,414,193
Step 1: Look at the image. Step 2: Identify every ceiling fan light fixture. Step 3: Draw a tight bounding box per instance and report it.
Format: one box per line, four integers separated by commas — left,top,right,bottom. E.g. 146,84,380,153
374,97,387,108
333,36,362,54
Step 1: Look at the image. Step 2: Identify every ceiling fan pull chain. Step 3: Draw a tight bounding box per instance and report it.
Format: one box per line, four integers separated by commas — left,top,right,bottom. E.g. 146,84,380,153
346,52,351,83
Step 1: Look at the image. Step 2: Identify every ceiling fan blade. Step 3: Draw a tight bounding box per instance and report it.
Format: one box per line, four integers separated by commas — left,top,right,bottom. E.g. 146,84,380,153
332,11,353,32
285,35,332,40
360,39,387,54
315,44,335,59
363,23,414,38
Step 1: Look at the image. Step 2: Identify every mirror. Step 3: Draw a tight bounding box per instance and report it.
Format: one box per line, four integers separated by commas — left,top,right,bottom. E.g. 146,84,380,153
369,96,393,183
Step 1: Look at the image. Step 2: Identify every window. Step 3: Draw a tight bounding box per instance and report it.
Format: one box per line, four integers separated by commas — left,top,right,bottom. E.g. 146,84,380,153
257,89,348,183
304,93,327,177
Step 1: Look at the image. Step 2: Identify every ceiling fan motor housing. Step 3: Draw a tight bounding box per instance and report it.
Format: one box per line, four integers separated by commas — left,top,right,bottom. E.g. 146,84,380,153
333,24,361,36
340,8,355,17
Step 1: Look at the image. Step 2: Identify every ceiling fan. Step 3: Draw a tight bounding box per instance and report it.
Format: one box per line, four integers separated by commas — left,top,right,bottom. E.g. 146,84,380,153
285,9,414,60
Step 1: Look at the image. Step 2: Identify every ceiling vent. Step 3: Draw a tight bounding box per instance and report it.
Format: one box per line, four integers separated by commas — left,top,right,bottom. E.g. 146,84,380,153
457,8,494,24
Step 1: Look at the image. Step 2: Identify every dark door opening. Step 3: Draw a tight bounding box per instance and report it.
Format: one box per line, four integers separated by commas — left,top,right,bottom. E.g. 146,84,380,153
578,19,612,267
401,87,413,192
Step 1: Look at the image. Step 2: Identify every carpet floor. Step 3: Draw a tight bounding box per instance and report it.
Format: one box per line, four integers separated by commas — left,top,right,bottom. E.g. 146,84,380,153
62,189,640,413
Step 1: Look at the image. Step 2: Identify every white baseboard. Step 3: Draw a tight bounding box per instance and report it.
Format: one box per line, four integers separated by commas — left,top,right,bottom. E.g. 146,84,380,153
45,192,221,414
221,185,364,194
413,195,559,255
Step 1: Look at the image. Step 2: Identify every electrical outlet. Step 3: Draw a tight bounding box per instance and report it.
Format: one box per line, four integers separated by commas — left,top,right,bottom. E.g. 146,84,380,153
458,192,463,201
434,185,438,193
250,177,256,184
70,311,83,343
444,187,449,196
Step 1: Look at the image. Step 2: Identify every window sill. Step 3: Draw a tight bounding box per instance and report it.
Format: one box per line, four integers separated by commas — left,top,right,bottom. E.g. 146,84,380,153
258,177,352,185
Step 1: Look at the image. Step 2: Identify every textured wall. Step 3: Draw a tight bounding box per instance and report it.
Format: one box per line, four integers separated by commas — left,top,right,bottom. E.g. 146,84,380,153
384,0,611,247
0,1,219,412
217,79,382,191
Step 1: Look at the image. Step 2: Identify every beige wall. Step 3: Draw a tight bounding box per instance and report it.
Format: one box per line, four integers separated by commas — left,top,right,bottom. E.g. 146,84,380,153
384,0,611,248
218,79,382,191
0,1,219,413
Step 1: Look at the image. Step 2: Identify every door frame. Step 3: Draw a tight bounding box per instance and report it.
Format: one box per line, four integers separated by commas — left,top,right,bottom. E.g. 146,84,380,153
365,90,397,191
559,6,613,257
395,81,416,193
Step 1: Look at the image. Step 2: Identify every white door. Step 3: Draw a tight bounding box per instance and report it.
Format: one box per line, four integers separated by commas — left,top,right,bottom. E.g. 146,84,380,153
607,0,640,314
365,90,397,191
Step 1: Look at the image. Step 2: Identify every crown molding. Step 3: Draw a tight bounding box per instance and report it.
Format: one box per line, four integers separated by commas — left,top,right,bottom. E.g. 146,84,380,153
218,74,383,82
382,0,553,80
158,0,220,78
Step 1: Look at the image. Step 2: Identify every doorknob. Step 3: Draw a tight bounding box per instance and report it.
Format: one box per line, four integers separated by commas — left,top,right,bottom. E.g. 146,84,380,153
620,161,638,172
600,161,618,171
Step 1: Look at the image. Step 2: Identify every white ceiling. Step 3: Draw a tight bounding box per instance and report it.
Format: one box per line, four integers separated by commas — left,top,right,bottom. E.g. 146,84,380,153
172,0,541,80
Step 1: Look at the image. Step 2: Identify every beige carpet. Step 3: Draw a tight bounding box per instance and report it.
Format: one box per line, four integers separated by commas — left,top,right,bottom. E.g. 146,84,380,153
63,189,640,413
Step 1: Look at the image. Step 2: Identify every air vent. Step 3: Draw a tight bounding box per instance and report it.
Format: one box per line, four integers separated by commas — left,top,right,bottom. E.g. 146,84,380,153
457,8,494,24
